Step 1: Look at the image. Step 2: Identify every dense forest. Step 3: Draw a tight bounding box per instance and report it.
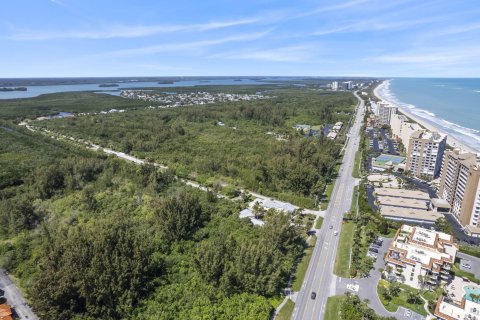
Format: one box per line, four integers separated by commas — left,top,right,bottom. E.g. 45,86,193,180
0,125,306,319
38,88,356,207
0,86,356,318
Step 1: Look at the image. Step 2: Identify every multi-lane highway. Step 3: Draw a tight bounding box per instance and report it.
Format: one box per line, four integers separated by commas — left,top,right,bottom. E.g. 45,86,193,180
292,91,365,320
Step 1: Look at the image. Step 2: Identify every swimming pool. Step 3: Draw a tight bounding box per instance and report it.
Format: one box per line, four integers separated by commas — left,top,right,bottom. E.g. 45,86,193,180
464,285,480,302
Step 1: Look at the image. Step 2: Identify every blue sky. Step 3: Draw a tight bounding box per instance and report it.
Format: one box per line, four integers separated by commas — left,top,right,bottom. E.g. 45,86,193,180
1,0,480,77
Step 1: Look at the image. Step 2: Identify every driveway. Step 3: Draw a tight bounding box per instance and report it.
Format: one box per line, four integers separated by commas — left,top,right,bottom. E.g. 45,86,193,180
444,213,480,245
0,269,37,319
335,238,426,320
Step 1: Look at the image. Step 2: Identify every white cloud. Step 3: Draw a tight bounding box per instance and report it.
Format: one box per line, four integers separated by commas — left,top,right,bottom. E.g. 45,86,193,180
296,0,371,18
97,30,271,57
210,45,314,62
373,46,480,65
8,18,260,40
312,16,444,36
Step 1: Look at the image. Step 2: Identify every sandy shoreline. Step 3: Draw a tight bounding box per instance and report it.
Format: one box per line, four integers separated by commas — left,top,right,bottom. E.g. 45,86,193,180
373,80,479,154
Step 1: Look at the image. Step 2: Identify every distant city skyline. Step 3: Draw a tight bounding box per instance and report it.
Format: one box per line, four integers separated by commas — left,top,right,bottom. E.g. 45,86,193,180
1,0,480,77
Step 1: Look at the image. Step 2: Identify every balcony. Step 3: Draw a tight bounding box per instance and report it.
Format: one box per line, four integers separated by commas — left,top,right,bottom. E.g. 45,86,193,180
440,273,449,280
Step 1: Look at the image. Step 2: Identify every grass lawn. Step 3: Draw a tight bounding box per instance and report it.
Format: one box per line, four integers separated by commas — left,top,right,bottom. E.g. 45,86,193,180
321,181,335,210
384,227,398,238
315,216,324,229
350,185,359,213
275,299,295,320
352,150,362,178
320,162,342,210
325,295,346,320
459,245,480,258
291,236,317,291
377,280,430,316
334,222,355,277
268,295,285,309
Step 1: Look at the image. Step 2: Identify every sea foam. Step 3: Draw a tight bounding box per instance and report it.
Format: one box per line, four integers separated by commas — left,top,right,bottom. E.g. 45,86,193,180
377,80,480,152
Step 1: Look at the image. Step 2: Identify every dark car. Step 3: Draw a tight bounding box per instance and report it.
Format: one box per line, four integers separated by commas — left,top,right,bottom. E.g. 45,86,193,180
369,248,379,253
311,292,317,299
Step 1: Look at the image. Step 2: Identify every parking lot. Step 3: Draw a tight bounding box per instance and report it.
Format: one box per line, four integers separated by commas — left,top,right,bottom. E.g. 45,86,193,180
458,253,480,278
367,127,399,156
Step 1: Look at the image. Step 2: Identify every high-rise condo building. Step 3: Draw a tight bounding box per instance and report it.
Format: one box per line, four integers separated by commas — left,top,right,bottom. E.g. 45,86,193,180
377,101,397,126
439,149,480,237
405,130,447,179
331,81,338,91
390,113,422,151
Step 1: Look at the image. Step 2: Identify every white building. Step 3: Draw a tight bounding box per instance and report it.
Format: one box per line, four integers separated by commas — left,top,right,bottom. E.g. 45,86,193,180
405,130,447,179
385,225,457,290
331,81,338,91
343,81,353,90
390,113,422,151
377,101,397,126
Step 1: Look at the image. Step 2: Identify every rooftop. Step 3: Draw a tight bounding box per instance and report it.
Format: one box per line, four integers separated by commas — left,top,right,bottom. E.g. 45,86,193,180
261,199,296,213
239,208,254,218
378,196,428,210
411,130,446,142
375,187,430,200
431,198,451,209
388,225,457,268
380,206,443,223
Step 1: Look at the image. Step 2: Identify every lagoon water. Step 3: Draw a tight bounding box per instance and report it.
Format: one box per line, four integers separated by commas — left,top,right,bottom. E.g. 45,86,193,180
0,78,272,99
379,78,480,152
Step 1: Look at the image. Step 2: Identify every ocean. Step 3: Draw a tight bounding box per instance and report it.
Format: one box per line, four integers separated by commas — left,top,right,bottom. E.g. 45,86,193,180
378,78,480,152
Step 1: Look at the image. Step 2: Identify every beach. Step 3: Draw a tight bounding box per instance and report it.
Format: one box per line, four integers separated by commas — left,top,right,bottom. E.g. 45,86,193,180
374,80,479,154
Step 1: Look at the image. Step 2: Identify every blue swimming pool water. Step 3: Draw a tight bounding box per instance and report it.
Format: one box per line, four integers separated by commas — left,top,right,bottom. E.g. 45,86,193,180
464,285,480,302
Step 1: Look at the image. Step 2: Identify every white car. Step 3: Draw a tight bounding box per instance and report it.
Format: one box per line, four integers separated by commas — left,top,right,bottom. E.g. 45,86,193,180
404,309,412,317
346,284,359,292
334,231,338,236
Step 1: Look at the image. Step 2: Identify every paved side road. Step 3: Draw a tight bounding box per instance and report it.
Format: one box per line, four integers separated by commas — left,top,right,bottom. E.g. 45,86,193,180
0,269,37,319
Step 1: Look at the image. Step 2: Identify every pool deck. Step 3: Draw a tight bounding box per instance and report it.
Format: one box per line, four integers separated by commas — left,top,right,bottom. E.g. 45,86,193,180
445,276,480,305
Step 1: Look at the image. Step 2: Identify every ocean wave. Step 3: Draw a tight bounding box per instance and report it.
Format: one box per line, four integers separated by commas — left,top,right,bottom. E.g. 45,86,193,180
376,80,480,151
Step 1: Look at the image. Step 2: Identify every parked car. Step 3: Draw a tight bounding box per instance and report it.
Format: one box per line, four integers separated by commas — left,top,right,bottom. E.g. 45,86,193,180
369,247,379,253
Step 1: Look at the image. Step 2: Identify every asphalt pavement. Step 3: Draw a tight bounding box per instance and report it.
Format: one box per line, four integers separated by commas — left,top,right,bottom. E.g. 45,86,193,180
291,91,364,320
457,252,480,278
0,268,37,319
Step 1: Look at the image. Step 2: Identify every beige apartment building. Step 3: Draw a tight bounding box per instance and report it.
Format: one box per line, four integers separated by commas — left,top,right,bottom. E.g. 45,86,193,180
405,130,447,179
439,149,480,237
390,113,422,151
384,225,457,290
